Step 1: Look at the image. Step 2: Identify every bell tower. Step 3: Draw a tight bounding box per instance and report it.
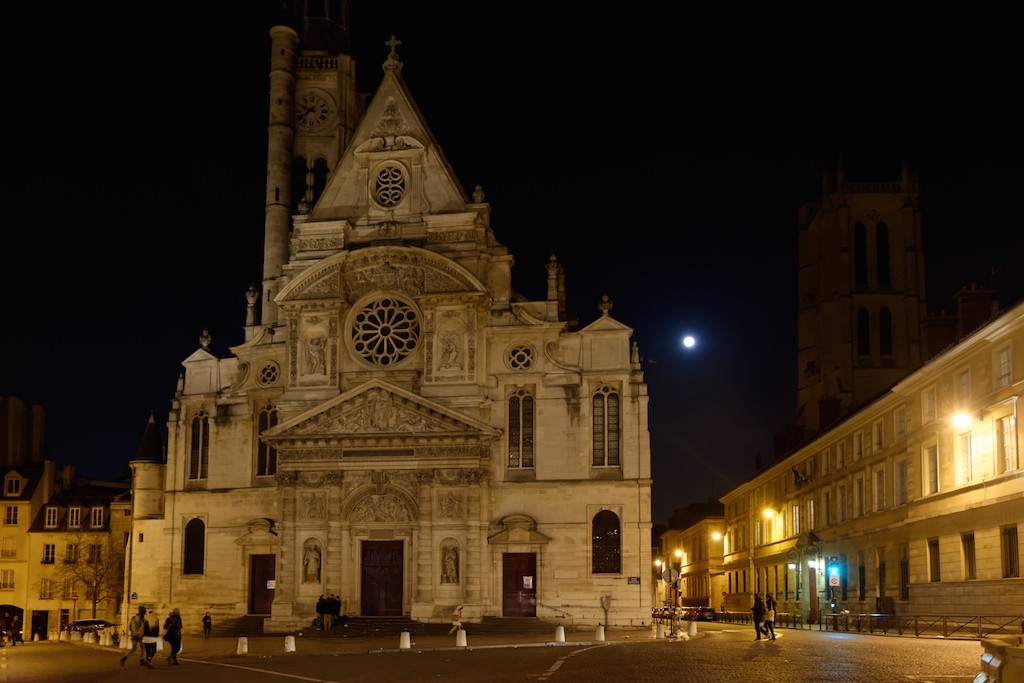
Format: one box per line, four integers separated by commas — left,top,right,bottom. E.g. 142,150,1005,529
262,0,362,326
794,158,927,434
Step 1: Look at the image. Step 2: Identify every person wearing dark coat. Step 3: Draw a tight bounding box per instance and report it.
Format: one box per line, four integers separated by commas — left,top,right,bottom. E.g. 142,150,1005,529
751,594,767,640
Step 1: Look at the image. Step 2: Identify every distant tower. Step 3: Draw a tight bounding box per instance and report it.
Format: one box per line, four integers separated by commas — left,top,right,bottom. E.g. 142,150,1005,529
262,1,361,326
795,158,926,434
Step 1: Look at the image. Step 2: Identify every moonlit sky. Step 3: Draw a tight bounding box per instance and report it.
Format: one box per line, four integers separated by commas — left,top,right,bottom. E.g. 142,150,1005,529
2,4,1022,526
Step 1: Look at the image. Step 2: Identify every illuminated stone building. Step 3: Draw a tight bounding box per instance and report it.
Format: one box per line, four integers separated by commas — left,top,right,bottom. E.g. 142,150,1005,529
124,5,653,633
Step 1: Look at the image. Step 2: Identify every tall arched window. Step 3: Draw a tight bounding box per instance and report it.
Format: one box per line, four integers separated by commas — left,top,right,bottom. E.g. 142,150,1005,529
183,518,205,575
854,222,868,288
592,387,621,467
189,411,210,480
876,222,891,287
592,510,621,574
257,404,279,477
508,389,535,468
879,307,893,356
857,308,870,357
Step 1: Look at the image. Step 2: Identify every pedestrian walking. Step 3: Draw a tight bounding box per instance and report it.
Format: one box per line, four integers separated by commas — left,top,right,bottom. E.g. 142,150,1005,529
751,594,767,640
763,593,777,640
163,608,183,664
120,606,154,669
202,612,212,639
448,605,464,634
143,613,160,663
9,615,19,646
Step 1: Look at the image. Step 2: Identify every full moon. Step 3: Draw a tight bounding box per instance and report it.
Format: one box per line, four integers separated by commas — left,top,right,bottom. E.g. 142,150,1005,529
682,336,696,348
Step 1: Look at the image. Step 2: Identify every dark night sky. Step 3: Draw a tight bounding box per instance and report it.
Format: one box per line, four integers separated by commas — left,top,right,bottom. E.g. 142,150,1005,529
3,4,1022,525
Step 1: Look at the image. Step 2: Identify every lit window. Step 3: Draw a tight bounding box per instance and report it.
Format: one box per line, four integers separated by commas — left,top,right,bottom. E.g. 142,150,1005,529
958,431,974,485
257,404,279,477
507,389,535,468
591,386,620,467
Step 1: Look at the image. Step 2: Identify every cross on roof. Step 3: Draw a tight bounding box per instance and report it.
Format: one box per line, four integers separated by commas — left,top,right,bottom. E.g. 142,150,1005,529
386,35,401,59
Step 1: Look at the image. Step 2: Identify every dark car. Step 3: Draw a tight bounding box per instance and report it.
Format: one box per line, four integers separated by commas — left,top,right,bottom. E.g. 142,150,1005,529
71,619,117,633
682,606,716,621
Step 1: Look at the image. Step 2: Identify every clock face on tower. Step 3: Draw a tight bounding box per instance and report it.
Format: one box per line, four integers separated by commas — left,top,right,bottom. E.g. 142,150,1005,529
296,91,334,131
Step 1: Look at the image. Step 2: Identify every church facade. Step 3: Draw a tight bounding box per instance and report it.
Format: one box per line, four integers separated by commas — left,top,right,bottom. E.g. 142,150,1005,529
124,8,653,633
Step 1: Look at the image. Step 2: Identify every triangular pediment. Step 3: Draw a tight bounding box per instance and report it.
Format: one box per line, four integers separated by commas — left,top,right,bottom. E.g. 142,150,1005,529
579,313,633,334
310,58,468,222
263,379,499,448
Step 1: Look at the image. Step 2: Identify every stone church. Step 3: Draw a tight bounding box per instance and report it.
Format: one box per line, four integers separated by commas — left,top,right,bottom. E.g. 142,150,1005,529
125,5,653,632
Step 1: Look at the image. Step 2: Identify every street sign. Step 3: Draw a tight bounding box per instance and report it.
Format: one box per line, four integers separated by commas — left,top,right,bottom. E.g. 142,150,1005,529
829,575,840,587
71,593,79,601
662,568,679,583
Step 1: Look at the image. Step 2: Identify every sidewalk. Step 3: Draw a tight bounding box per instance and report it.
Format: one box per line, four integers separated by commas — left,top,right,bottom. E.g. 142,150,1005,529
63,622,707,659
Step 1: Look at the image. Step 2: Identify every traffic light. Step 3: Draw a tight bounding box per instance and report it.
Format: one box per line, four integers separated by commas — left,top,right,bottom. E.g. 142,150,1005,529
828,556,839,577
827,556,840,609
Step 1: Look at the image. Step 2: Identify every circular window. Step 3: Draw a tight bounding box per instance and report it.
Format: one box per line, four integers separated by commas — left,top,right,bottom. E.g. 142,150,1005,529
351,296,420,366
507,344,535,371
372,162,407,208
258,363,280,386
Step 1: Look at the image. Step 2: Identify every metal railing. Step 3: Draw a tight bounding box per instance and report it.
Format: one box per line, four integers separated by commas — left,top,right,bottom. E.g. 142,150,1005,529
716,611,1024,639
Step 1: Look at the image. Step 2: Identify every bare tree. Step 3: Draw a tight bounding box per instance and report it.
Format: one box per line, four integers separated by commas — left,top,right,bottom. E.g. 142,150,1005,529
50,529,125,620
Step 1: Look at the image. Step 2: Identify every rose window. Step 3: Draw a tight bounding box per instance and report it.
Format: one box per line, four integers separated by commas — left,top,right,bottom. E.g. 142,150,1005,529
351,297,420,366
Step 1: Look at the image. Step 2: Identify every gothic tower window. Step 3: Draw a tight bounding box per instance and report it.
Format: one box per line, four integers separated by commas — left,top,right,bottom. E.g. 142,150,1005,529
183,518,205,575
592,510,621,574
592,386,621,467
876,222,891,287
857,308,870,358
257,404,279,477
508,388,535,468
854,222,868,288
879,307,894,357
189,411,210,480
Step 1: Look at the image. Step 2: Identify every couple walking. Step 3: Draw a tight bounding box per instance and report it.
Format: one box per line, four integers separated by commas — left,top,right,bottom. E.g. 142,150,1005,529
751,593,777,640
120,605,184,668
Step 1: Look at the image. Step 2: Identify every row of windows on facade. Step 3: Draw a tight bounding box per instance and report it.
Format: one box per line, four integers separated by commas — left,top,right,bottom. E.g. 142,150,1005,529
798,358,1014,483
731,434,1018,553
0,538,106,567
186,387,625,479
153,511,625,579
0,573,97,599
3,505,106,528
725,526,1020,600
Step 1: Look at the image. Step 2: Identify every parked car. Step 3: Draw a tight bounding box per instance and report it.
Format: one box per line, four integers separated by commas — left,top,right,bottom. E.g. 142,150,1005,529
682,606,716,621
71,619,117,633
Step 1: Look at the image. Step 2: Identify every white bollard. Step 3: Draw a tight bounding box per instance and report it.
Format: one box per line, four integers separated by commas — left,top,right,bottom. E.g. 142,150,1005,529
455,629,467,647
399,631,411,649
236,636,248,655
554,625,565,642
284,635,296,652
595,624,605,642
120,634,130,649
655,622,664,638
688,620,697,637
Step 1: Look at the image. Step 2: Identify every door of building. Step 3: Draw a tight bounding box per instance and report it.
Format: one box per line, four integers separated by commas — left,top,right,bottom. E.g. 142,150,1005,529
502,553,537,617
360,541,403,616
249,554,276,614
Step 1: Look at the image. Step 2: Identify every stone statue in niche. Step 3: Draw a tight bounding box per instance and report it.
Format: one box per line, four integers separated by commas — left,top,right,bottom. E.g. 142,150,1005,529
303,541,321,583
307,336,327,375
439,331,463,370
441,545,459,584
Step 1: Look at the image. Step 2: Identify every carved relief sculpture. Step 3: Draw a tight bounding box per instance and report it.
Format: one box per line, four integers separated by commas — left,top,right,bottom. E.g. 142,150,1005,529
441,545,459,584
